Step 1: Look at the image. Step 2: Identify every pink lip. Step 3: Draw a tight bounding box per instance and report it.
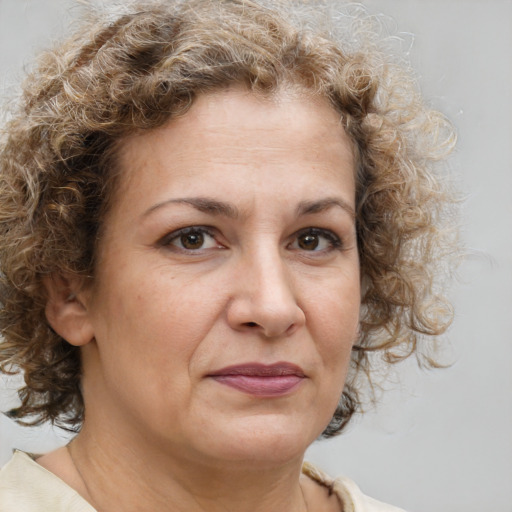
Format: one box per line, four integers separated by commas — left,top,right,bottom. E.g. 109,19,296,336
208,362,306,397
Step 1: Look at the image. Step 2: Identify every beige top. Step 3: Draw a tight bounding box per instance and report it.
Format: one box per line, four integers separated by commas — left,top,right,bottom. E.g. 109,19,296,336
0,451,406,512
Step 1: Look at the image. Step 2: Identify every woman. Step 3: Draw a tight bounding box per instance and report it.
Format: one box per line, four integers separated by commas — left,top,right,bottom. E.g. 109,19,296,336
0,1,457,511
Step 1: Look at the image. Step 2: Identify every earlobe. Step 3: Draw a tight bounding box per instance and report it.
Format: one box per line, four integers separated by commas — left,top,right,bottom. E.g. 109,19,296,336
43,274,95,347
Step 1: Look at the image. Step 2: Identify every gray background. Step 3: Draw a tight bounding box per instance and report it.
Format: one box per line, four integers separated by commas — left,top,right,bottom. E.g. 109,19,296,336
0,1,511,511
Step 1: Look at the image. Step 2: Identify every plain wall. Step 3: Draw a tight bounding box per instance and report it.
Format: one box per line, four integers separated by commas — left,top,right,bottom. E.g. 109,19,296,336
0,1,511,511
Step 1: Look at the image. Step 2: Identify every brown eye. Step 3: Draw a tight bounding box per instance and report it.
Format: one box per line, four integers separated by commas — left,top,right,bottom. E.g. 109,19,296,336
297,233,319,250
180,232,204,250
161,226,221,252
290,228,342,253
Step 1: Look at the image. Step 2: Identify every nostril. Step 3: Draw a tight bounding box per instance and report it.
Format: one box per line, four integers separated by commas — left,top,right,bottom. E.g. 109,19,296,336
245,322,258,328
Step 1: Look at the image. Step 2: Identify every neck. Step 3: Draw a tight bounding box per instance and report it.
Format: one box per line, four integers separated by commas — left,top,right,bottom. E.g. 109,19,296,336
67,422,309,512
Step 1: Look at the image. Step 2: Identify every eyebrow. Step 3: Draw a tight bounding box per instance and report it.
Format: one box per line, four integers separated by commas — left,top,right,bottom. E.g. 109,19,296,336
142,196,355,220
296,197,355,219
142,197,240,219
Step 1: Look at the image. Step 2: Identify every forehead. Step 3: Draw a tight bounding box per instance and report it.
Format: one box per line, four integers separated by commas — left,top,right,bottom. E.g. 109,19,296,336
112,87,356,213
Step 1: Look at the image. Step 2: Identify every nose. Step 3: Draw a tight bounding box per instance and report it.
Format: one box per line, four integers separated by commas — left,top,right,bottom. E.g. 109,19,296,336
226,247,306,338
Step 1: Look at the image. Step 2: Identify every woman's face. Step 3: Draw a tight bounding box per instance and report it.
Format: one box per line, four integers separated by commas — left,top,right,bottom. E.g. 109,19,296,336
79,88,360,468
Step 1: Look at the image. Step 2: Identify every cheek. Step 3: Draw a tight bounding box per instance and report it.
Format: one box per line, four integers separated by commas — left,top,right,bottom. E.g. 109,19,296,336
86,271,216,419
306,275,360,370
302,278,359,433
308,272,360,333
110,270,223,368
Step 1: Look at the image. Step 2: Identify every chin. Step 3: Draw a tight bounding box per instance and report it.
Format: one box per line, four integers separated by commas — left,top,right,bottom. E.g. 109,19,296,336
195,415,324,467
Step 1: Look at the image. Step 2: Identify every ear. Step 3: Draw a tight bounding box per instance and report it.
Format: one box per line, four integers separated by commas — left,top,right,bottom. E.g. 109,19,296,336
43,274,95,347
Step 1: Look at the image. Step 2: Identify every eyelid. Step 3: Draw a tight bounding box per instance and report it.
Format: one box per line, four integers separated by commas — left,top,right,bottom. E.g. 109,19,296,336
158,225,220,250
289,227,343,251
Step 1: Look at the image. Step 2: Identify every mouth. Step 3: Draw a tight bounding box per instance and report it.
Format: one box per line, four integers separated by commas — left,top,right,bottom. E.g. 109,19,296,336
207,362,306,397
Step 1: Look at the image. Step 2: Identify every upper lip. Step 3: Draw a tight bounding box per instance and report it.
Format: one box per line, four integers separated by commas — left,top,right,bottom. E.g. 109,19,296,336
208,362,306,377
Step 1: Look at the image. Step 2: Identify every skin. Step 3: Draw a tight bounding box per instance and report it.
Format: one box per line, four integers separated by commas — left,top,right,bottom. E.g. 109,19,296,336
41,87,360,512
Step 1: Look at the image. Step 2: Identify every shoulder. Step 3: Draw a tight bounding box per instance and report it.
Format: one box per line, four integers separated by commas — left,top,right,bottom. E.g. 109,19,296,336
332,475,407,512
302,461,407,512
0,451,95,512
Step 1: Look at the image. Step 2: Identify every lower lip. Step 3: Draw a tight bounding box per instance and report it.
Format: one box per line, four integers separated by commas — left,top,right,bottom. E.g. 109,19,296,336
211,375,303,396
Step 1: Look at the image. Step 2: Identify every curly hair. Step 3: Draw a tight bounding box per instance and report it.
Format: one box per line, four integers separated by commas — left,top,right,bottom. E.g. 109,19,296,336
0,0,457,436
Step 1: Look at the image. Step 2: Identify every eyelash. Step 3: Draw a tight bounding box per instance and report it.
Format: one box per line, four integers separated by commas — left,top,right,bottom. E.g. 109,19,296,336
158,226,220,252
158,226,343,254
291,227,343,253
